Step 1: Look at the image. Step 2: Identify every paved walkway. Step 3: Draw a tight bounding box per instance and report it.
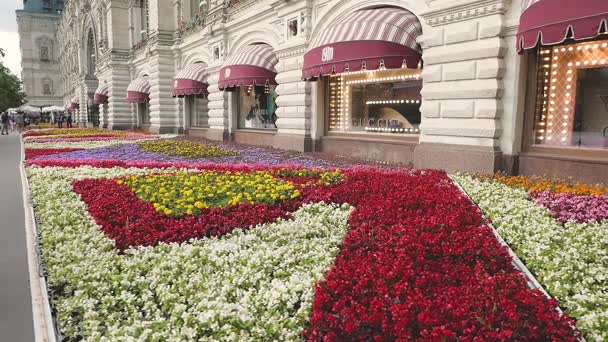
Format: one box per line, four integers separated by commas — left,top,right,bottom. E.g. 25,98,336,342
0,132,35,341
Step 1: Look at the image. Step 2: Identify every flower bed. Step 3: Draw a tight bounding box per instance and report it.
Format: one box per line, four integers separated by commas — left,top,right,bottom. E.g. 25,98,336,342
22,129,586,340
137,139,238,158
23,128,126,138
25,148,84,160
456,174,608,340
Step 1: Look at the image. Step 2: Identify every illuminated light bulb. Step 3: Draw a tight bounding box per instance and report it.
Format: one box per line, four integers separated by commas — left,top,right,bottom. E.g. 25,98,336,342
554,48,559,53
547,136,552,140
548,122,553,126
563,115,569,119
594,44,599,49
551,86,556,90
552,71,558,75
539,136,545,140
568,47,574,51
553,56,559,60
577,46,582,51
551,93,556,97
586,45,592,50
602,60,607,64
566,93,571,97
562,123,568,126
550,100,555,104
575,62,581,66
567,78,572,81
603,43,608,48
548,129,553,133
564,107,570,111
548,115,554,119
566,85,571,89
568,62,573,66
553,63,558,67
565,100,570,104
592,60,598,64
567,70,572,74
562,130,567,134
560,47,566,52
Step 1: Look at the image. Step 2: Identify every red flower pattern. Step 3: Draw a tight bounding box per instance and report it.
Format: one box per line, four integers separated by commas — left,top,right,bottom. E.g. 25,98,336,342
72,165,579,339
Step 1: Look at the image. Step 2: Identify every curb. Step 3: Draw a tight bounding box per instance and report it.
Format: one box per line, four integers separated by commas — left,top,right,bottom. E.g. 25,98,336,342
20,137,57,342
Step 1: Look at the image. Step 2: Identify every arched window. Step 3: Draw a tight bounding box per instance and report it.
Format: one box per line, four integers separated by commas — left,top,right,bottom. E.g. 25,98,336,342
86,30,96,76
140,0,149,35
37,37,53,62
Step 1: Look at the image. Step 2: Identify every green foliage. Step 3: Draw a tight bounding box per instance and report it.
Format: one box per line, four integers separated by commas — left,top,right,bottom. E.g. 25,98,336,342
0,59,27,112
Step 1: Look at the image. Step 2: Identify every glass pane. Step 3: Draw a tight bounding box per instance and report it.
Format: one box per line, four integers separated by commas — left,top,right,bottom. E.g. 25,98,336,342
327,68,422,135
573,68,608,148
190,95,209,127
237,85,277,129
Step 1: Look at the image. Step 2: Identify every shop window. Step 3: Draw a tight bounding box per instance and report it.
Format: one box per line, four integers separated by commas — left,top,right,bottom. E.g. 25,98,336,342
189,95,209,127
532,40,608,149
138,103,150,125
327,68,422,135
237,85,277,129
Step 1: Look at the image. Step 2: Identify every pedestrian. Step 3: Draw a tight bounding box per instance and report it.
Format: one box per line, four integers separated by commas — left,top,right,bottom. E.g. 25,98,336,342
50,111,56,128
15,112,24,132
66,112,73,128
0,111,9,135
57,112,64,129
9,113,15,132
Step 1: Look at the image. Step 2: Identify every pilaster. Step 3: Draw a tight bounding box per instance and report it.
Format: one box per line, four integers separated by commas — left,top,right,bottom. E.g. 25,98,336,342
106,61,134,130
147,45,179,133
206,69,229,141
414,0,512,173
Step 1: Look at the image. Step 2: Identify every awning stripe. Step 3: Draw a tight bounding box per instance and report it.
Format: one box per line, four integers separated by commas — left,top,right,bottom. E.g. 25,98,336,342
175,63,208,83
308,8,422,53
127,77,151,94
223,44,278,72
95,83,109,97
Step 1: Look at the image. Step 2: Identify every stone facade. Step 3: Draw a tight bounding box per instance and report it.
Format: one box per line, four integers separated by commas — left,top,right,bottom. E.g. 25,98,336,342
16,0,65,107
50,0,608,182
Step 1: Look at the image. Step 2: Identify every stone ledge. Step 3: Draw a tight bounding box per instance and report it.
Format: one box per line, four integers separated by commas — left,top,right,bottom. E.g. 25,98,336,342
414,143,501,174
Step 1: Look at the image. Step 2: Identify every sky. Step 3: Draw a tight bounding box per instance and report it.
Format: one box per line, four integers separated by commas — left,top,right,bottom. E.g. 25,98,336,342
0,0,25,78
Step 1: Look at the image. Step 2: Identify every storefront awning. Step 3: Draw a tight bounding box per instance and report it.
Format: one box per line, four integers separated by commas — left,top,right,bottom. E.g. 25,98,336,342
218,44,278,90
94,83,109,105
302,8,422,80
173,63,209,97
127,77,151,104
517,0,608,52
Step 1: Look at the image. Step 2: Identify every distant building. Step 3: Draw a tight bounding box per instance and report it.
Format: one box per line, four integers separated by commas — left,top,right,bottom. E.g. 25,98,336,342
16,0,64,107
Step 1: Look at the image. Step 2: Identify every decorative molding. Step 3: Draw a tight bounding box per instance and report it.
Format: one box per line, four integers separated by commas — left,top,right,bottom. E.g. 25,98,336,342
421,0,511,27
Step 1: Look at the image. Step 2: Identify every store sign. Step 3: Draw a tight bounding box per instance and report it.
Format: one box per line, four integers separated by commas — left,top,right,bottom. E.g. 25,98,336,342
321,46,334,62
224,68,232,78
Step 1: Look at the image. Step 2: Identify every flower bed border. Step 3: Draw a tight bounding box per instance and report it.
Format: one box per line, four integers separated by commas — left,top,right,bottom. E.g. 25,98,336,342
19,137,59,342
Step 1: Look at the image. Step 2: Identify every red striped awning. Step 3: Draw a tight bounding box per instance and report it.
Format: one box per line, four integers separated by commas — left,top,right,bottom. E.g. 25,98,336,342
127,77,151,103
302,8,422,80
218,44,278,90
173,63,209,97
94,83,109,105
517,0,608,52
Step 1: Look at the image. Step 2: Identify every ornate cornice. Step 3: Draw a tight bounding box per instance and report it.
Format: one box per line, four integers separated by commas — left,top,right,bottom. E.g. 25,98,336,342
421,0,511,27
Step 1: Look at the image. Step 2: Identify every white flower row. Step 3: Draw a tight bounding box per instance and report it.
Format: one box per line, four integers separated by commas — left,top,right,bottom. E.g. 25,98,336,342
455,175,608,341
24,134,179,150
27,165,353,341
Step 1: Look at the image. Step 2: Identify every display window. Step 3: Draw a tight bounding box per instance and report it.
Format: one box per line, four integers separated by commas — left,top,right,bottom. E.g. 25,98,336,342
237,85,278,130
327,68,422,135
532,39,608,149
188,95,209,127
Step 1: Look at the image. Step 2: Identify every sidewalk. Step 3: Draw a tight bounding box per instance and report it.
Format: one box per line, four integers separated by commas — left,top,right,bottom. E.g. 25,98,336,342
0,132,35,341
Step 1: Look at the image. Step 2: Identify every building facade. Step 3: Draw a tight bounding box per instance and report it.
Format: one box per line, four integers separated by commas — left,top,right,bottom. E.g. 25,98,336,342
55,0,608,183
16,0,65,108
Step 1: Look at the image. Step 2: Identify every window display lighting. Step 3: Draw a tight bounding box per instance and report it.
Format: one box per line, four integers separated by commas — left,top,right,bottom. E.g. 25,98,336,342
366,100,420,105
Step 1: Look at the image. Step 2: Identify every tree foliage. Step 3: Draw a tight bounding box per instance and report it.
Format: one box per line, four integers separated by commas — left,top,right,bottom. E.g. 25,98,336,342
0,58,27,112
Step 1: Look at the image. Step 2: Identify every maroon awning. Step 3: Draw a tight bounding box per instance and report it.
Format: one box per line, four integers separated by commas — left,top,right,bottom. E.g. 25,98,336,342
94,83,109,105
126,77,150,104
173,63,209,97
517,0,608,52
302,41,421,79
68,103,79,112
302,8,422,80
218,44,278,90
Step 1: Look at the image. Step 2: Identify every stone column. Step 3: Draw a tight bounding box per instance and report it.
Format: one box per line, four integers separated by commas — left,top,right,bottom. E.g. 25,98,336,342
206,69,229,141
273,50,312,152
106,61,135,130
414,0,510,174
148,45,179,133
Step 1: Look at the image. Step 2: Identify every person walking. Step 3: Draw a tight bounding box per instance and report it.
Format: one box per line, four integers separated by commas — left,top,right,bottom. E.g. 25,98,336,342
0,112,9,135
66,112,73,128
14,112,24,132
50,111,56,128
57,112,65,129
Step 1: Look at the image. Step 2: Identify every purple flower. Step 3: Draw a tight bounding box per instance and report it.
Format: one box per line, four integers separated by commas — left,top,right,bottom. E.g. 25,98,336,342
530,190,608,224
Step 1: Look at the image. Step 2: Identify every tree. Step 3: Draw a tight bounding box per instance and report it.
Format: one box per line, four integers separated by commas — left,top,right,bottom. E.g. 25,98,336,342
0,59,27,112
